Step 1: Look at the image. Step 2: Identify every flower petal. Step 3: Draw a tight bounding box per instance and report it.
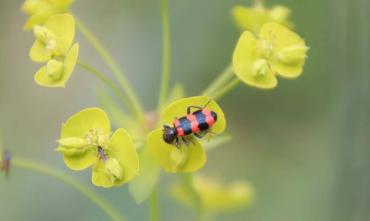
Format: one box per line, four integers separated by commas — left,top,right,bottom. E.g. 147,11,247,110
23,11,54,30
148,129,206,173
43,13,75,55
233,31,277,89
162,96,226,135
30,40,52,62
232,6,271,34
260,22,308,78
108,128,139,186
91,159,114,188
62,146,97,170
61,43,79,84
61,107,111,139
232,5,293,34
34,43,79,87
129,146,161,203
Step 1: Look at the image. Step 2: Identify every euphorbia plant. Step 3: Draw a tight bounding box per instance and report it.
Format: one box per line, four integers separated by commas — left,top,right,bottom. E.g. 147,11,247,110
0,0,309,220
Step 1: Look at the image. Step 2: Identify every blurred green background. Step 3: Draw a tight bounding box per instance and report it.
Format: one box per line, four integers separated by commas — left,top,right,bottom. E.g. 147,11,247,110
0,0,369,220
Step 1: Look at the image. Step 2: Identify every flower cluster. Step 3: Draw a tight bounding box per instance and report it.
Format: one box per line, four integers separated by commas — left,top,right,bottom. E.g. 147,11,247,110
171,175,254,214
22,0,74,30
232,2,293,34
19,0,311,218
57,108,139,187
22,1,78,87
233,23,308,89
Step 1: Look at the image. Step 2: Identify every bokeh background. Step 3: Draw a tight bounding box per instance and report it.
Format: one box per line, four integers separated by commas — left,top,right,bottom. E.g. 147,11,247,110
0,0,369,220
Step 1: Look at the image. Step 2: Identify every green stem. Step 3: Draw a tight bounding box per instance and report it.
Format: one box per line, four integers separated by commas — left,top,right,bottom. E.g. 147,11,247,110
201,65,233,96
77,60,132,112
254,0,264,7
11,157,126,221
149,189,159,221
75,18,144,120
157,0,171,111
211,78,240,100
180,174,203,220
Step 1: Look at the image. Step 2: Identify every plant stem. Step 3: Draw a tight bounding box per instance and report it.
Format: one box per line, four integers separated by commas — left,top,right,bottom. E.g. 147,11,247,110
201,65,233,97
254,0,264,7
157,0,171,111
211,78,240,100
149,189,159,221
75,18,144,120
180,174,203,220
11,157,126,221
77,60,132,112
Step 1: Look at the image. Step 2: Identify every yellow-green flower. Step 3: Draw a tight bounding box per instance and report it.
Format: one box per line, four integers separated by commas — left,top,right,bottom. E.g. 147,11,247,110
57,108,139,188
34,43,78,87
30,13,75,63
233,22,309,89
148,96,226,173
232,3,293,34
22,0,74,30
171,175,254,213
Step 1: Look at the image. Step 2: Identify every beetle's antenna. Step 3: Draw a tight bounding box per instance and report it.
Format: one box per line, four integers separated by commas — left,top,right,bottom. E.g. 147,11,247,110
203,99,212,108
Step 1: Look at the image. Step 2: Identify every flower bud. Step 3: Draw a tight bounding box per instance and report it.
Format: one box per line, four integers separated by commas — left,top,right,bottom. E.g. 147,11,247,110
57,137,89,156
33,25,55,45
46,59,64,80
22,0,42,15
277,46,309,64
252,59,270,77
105,158,123,181
270,6,291,23
58,137,88,148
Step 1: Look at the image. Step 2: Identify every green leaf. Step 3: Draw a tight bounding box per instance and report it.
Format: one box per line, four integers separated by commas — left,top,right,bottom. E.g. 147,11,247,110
166,83,186,106
202,134,232,152
129,146,161,203
95,87,137,131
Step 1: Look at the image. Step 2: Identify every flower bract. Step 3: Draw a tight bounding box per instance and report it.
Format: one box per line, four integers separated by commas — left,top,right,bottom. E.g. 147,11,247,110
30,13,75,62
171,175,254,213
232,4,293,34
22,0,74,30
233,22,309,89
148,96,226,173
34,43,79,87
57,108,139,188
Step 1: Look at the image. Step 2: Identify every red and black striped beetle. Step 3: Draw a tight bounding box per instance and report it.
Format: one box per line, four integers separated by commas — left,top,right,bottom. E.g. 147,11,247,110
162,100,218,148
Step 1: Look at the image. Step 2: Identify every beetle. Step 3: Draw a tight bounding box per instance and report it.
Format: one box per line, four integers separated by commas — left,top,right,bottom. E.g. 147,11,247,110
162,100,218,148
1,150,11,178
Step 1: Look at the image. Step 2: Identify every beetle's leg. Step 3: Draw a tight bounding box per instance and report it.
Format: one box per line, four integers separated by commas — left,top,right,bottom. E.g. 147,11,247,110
194,133,204,139
174,137,181,149
207,131,217,136
205,130,218,141
189,136,196,145
187,106,203,114
181,137,190,146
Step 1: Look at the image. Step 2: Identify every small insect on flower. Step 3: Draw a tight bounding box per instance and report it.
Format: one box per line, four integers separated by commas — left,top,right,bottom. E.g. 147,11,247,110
1,150,11,178
163,100,218,148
